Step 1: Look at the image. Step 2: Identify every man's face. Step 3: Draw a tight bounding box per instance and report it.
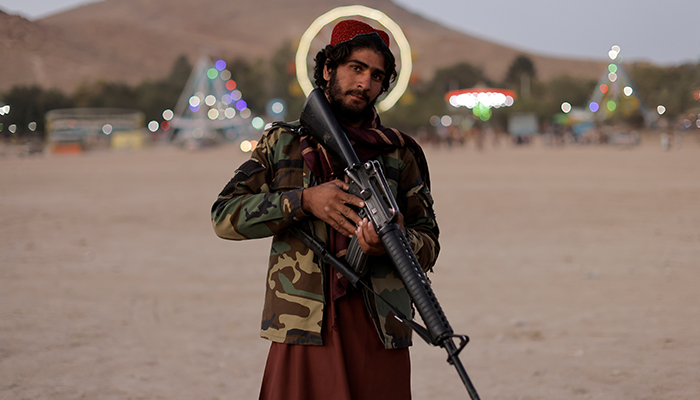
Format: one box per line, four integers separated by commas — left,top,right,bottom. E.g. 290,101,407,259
324,47,386,125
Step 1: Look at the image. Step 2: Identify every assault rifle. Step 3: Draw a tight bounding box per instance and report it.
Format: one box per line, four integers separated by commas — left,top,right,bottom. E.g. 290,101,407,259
291,88,481,399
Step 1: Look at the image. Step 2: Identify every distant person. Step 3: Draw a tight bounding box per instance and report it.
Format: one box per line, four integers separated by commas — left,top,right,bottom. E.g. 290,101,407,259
211,19,440,400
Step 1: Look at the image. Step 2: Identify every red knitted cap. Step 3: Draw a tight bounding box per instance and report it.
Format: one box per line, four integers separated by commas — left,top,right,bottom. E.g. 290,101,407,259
330,19,390,48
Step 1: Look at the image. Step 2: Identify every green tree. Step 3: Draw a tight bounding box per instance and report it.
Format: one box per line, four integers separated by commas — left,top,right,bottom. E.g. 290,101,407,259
504,55,536,97
0,85,73,136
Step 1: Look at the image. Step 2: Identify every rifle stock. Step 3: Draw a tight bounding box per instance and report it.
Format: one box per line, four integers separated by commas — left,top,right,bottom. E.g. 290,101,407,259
299,88,481,399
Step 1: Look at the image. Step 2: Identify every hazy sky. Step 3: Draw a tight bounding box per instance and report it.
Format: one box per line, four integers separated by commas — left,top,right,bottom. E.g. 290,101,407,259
1,0,698,65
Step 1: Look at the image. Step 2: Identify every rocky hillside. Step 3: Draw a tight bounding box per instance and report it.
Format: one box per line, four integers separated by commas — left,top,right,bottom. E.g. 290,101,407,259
0,0,606,93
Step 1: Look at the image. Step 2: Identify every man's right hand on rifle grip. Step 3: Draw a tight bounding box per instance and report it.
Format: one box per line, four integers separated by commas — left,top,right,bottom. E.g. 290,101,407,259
301,179,365,238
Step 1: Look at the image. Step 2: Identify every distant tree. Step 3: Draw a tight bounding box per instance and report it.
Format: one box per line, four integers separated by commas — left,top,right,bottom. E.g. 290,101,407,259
0,85,73,136
72,80,137,109
226,57,268,115
134,54,192,122
268,41,305,119
428,62,488,95
629,62,700,120
504,55,536,97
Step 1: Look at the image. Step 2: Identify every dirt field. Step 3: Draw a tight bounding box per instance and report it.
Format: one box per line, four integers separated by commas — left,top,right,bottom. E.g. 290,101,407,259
1,134,698,400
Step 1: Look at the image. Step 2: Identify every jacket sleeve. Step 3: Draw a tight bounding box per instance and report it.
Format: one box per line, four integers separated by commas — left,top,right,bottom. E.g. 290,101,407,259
211,127,307,240
397,148,440,272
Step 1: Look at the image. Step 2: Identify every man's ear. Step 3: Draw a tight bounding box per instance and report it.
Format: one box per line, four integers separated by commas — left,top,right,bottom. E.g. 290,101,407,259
323,64,332,82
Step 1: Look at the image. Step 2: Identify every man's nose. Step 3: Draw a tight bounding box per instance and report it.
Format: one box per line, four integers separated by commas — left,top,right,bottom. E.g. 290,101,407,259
357,71,371,89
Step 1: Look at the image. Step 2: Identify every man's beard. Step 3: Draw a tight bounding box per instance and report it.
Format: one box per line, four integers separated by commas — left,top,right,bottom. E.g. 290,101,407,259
325,73,378,125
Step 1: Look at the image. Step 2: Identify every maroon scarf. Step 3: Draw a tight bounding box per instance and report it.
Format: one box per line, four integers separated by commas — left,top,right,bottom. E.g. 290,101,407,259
299,108,430,301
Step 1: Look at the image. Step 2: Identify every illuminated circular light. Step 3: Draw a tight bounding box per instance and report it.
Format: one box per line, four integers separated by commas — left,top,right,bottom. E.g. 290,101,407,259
608,50,618,60
608,72,618,82
162,109,174,120
160,121,170,130
148,120,159,132
608,64,618,73
444,88,517,109
192,128,204,139
612,45,621,53
240,108,252,119
8,124,17,134
251,140,258,148
657,105,666,115
102,124,113,134
189,104,200,112
220,70,231,80
696,120,700,128
561,102,572,113
205,95,217,107
589,102,600,112
252,116,265,130
207,68,218,79
623,86,634,96
236,100,248,111
226,80,237,91
440,115,452,126
240,140,252,152
230,90,242,101
600,84,609,94
224,107,236,119
189,96,200,107
207,109,220,120
28,121,37,131
295,5,412,112
271,101,284,114
215,60,226,71
607,100,617,112
429,115,440,126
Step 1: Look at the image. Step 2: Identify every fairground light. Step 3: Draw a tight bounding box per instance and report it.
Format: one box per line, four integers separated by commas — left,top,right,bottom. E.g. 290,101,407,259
445,88,517,121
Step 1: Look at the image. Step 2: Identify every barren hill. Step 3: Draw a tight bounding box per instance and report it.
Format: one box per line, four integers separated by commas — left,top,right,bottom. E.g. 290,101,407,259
0,0,607,94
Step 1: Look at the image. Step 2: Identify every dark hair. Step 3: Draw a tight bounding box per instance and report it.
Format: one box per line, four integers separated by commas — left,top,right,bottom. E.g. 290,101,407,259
313,33,397,95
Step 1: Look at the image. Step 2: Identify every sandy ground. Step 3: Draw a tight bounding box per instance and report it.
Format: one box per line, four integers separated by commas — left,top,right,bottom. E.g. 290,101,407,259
1,133,699,400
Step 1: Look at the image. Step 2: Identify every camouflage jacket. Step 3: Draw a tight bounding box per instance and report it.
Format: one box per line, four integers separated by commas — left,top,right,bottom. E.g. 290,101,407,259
211,124,440,349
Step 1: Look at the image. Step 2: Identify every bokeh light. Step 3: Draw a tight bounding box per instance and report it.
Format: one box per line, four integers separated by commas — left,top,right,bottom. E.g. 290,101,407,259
28,122,37,132
600,84,609,94
207,109,220,120
102,124,113,135
623,86,634,96
226,80,237,91
148,120,159,132
440,115,452,126
162,109,174,121
657,105,666,115
252,117,265,130
271,101,284,114
240,109,252,119
606,100,617,112
589,102,600,112
561,102,572,113
215,60,226,71
189,96,200,107
207,68,218,79
224,107,236,119
205,95,217,107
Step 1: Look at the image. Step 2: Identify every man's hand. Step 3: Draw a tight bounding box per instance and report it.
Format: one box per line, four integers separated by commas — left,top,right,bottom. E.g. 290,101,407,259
301,179,365,237
354,213,405,256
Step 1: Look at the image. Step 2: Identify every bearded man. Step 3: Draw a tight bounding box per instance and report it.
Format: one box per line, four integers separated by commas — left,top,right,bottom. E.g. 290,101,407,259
211,19,440,400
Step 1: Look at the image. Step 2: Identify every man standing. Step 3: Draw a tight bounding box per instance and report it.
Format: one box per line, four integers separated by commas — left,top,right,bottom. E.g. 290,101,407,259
211,19,439,400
